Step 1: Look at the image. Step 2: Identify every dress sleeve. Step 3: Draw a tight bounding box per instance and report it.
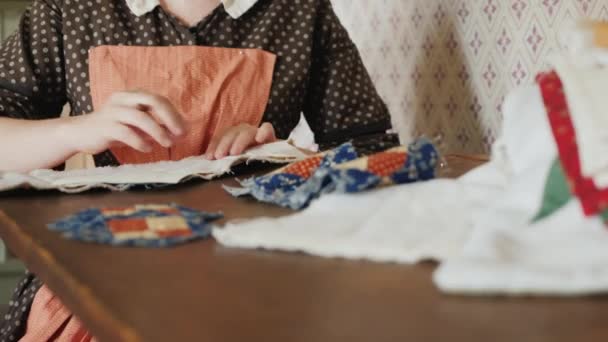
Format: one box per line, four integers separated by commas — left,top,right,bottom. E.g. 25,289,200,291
0,0,67,120
303,0,399,154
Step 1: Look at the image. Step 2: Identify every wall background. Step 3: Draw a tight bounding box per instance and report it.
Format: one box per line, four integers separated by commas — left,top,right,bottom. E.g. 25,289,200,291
332,0,608,153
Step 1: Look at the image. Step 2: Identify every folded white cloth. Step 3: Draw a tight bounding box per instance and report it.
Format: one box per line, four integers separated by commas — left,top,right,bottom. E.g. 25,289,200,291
434,200,608,296
466,84,557,233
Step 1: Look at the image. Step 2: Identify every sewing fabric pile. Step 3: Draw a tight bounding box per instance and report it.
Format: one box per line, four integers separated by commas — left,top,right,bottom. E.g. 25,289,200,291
0,141,307,193
215,21,608,297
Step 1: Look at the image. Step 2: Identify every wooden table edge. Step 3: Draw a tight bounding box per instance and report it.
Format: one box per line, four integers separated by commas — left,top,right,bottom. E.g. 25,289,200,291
0,210,140,342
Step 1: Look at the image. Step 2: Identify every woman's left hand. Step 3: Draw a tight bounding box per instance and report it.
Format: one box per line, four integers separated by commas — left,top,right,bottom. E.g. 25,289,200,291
204,122,277,160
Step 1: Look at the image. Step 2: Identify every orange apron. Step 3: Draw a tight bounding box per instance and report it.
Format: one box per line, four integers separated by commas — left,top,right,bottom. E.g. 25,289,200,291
88,46,277,164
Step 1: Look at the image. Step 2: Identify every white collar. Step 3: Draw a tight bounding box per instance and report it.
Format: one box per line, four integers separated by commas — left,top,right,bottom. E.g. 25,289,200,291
125,0,259,19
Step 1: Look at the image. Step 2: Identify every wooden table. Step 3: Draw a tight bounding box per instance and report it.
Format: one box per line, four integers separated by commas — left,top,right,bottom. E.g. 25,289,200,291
1,157,608,342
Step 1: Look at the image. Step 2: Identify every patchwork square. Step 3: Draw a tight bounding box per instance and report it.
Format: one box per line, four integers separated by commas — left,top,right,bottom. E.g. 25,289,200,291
145,216,192,238
367,152,408,177
281,156,324,178
48,204,223,247
224,143,359,209
107,218,149,234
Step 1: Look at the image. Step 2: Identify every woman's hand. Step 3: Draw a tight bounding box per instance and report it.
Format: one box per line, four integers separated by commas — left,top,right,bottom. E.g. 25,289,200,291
205,122,277,160
67,90,186,154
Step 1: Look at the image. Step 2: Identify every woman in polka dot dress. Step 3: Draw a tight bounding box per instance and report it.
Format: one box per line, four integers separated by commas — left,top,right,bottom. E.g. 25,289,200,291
0,0,399,339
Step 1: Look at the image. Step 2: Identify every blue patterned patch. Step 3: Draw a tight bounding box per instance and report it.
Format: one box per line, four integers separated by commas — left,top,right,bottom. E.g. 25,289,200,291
224,138,439,210
224,143,358,210
332,137,439,192
48,204,223,248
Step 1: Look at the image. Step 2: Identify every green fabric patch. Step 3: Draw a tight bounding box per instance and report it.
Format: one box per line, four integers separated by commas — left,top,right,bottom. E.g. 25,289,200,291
601,210,608,223
533,158,573,222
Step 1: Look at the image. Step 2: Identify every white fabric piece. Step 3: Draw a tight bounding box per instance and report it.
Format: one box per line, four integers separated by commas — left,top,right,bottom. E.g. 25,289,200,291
125,0,259,19
0,141,306,193
287,114,319,152
434,200,608,296
550,54,608,187
468,84,557,233
215,179,500,264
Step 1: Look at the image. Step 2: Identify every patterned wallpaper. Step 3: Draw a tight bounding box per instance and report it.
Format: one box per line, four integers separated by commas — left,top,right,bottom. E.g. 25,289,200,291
333,0,608,153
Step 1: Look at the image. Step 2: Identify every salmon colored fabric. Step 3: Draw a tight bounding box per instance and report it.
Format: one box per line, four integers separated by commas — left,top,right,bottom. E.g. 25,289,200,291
19,285,96,342
89,46,277,164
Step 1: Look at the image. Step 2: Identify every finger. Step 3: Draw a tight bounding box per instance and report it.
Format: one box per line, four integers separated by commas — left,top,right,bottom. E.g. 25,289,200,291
204,135,221,160
115,106,174,148
230,128,257,156
204,127,230,160
255,122,277,144
115,91,186,136
110,123,152,153
214,129,241,160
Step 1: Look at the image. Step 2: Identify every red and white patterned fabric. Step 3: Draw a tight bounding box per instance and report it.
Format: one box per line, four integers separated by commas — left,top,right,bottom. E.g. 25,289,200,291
537,71,608,218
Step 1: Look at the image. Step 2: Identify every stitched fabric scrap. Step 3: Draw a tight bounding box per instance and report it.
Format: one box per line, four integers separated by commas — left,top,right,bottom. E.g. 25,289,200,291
224,138,439,209
48,204,223,247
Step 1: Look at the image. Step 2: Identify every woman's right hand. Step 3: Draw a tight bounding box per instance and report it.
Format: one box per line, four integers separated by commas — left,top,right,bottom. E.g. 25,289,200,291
67,90,186,154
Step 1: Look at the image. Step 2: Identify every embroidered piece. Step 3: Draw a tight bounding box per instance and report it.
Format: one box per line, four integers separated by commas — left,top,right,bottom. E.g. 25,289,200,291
48,204,222,247
225,138,439,209
89,46,276,164
537,71,608,221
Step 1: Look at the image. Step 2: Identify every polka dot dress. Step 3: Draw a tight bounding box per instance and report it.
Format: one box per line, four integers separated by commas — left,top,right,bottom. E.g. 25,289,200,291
0,273,41,341
0,0,398,165
0,0,398,338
